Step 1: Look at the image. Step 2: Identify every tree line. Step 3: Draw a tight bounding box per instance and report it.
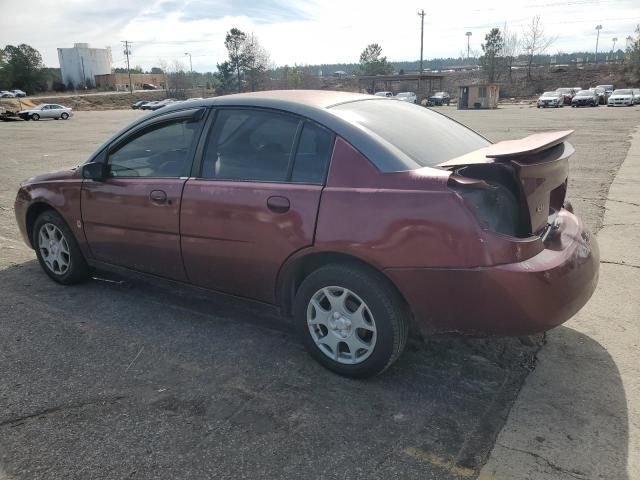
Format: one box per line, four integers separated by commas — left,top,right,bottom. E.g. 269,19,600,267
2,23,640,95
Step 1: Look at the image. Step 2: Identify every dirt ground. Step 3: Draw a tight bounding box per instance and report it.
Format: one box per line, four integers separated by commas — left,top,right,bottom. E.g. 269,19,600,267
0,104,637,479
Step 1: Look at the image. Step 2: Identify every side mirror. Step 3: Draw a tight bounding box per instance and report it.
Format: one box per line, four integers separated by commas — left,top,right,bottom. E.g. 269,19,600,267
82,162,109,181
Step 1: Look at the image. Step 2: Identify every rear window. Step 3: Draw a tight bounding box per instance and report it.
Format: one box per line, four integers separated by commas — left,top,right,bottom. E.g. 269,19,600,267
330,100,489,168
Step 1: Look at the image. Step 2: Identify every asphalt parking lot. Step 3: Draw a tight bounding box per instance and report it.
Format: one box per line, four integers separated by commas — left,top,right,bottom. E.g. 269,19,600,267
0,104,638,479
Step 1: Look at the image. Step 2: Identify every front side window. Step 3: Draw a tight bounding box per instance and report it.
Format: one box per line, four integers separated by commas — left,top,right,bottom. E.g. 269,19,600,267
201,109,300,182
108,119,200,178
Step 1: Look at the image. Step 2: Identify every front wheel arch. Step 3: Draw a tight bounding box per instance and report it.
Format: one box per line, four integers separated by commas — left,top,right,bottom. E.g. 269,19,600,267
26,202,56,248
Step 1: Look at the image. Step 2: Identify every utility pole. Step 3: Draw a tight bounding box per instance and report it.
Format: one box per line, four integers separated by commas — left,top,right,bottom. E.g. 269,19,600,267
594,25,602,64
611,37,618,61
465,31,472,60
122,40,133,93
184,52,193,88
417,9,425,73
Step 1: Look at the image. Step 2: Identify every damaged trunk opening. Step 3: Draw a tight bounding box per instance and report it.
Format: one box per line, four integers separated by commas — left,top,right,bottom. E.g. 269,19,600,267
440,130,574,240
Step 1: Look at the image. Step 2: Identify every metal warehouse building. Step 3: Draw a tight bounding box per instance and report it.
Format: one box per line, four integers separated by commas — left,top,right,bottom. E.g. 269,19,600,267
58,43,112,89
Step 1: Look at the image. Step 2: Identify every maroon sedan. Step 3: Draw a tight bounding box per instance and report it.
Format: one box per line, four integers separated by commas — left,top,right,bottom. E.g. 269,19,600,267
14,91,599,377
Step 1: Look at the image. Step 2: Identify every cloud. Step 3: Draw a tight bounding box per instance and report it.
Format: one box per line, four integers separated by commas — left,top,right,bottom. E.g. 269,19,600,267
177,0,315,23
1,0,639,71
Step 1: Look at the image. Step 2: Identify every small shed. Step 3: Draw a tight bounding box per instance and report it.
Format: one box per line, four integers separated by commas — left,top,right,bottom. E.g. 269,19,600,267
457,83,500,109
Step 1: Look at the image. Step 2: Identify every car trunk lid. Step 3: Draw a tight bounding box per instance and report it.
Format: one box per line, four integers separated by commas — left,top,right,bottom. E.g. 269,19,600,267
438,130,573,235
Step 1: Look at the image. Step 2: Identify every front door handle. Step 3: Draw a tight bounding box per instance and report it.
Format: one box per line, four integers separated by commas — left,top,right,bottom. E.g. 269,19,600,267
150,189,167,204
267,196,290,213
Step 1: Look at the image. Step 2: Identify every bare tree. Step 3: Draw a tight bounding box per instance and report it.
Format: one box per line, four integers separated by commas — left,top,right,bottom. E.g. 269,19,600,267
502,23,519,82
163,60,189,98
243,33,271,92
521,16,556,79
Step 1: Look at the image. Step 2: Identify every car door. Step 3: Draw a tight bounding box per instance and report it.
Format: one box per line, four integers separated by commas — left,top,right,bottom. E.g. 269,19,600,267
81,108,205,280
180,108,333,303
39,105,53,118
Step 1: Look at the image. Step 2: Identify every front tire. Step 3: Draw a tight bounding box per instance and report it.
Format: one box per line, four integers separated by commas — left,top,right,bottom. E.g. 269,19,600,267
293,264,408,378
33,210,90,284
31,113,40,120
61,112,69,120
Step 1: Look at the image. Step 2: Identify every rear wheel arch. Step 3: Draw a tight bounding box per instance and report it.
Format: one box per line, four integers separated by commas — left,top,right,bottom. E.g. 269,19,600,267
278,251,418,335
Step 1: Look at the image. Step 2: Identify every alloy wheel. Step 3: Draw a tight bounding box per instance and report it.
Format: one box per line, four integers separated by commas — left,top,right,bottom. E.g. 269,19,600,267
307,286,377,365
38,223,71,275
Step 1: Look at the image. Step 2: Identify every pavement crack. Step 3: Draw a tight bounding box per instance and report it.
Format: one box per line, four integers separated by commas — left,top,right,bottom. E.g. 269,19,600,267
495,443,590,479
607,198,640,208
0,395,126,427
600,260,640,269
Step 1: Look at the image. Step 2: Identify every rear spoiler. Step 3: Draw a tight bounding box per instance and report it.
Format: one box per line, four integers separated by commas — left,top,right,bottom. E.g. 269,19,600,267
437,130,574,168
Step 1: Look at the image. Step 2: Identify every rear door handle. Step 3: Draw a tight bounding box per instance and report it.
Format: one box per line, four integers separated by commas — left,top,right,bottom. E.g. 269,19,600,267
150,189,168,204
267,196,290,213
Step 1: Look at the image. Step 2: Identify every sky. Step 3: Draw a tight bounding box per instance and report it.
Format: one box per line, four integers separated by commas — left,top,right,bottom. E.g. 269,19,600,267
1,0,639,72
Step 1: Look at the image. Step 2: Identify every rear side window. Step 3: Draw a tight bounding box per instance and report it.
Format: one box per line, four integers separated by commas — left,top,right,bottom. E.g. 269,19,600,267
330,100,489,168
291,122,333,184
201,109,300,182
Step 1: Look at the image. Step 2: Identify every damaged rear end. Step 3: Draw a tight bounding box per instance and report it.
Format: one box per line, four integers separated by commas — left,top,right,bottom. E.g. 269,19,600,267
390,130,600,336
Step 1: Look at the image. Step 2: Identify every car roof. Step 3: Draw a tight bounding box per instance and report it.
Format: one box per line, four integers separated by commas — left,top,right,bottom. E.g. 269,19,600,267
92,90,417,172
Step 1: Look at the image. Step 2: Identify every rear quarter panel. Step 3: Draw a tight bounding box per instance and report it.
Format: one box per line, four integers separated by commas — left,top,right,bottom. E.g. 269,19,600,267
313,137,491,269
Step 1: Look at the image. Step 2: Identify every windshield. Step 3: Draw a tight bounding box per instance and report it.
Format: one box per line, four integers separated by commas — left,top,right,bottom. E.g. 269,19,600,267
396,92,412,97
433,92,446,97
542,92,558,96
576,91,592,96
330,99,489,168
613,89,632,95
556,88,572,93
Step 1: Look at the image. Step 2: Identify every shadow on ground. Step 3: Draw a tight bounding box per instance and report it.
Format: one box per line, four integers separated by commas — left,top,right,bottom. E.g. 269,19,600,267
0,261,627,480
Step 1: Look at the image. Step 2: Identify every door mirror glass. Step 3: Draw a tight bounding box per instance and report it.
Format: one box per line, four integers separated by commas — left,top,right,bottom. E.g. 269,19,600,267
82,162,108,181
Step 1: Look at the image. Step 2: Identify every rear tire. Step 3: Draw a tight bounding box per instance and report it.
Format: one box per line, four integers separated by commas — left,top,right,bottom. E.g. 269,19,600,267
33,210,90,285
293,264,409,378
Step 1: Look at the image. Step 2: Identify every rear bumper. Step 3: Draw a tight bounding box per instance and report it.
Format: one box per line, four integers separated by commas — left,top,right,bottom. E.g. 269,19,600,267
385,209,599,336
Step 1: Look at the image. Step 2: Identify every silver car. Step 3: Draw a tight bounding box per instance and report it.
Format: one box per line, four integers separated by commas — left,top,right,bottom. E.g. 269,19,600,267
395,92,417,104
18,104,73,120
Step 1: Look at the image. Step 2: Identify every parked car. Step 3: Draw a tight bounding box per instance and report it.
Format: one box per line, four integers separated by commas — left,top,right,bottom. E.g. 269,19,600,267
0,90,16,98
596,85,615,103
633,88,640,105
395,92,417,104
607,89,635,106
149,98,178,110
132,100,150,110
142,83,158,90
17,104,73,120
374,91,393,97
571,90,599,107
139,101,158,110
589,87,608,105
537,91,564,108
427,91,451,106
11,89,27,97
555,88,575,105
14,91,599,378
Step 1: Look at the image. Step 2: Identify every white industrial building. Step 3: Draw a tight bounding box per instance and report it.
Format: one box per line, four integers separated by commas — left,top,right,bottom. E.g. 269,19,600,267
57,43,112,89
